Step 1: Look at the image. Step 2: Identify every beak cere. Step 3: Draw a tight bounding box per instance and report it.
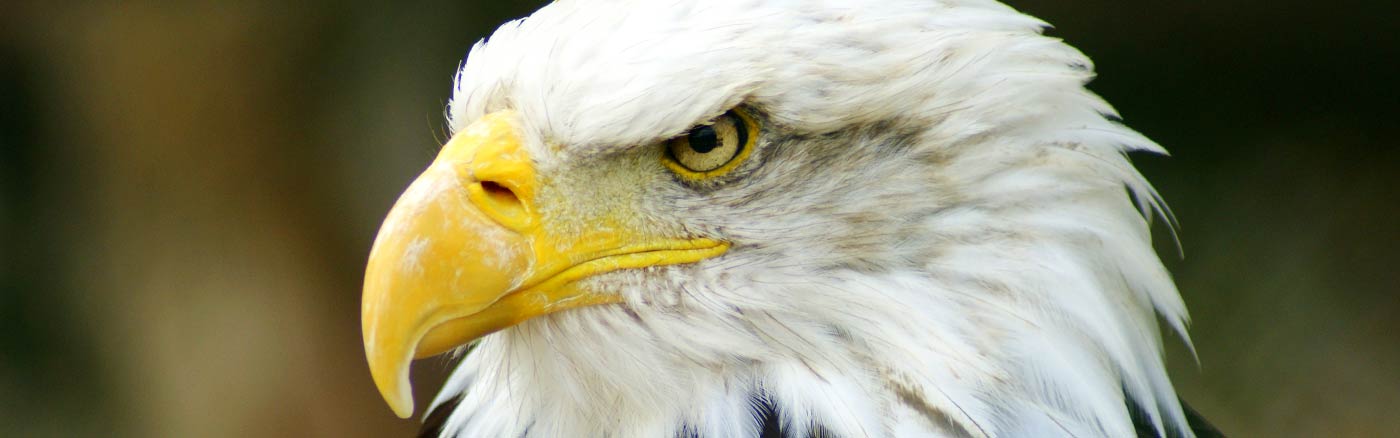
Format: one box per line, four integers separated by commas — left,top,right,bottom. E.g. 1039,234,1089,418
361,111,729,418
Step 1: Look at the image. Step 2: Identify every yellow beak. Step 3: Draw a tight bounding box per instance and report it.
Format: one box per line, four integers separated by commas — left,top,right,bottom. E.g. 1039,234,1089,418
361,111,728,418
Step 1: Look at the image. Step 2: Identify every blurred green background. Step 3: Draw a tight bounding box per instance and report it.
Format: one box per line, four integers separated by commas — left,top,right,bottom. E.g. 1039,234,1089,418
1,1,1395,437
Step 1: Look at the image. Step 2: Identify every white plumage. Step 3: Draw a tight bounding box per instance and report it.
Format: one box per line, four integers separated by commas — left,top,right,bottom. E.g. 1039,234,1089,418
417,0,1201,436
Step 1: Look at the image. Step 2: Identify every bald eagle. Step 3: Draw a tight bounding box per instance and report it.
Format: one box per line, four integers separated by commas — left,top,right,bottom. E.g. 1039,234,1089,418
360,1,1223,437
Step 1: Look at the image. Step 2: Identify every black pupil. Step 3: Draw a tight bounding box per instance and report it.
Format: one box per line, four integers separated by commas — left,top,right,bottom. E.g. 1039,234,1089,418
687,125,719,153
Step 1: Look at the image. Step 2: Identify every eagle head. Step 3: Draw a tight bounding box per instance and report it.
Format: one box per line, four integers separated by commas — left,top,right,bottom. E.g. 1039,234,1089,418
361,1,1202,437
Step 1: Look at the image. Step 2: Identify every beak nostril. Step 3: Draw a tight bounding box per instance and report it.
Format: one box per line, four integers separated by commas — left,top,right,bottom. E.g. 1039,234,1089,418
471,180,530,229
479,181,519,205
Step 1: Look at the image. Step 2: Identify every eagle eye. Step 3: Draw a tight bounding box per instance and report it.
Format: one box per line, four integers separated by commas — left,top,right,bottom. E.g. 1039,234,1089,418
662,109,756,179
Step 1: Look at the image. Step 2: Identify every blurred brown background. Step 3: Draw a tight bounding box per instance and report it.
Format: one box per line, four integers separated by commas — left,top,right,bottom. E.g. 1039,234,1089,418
1,1,1395,437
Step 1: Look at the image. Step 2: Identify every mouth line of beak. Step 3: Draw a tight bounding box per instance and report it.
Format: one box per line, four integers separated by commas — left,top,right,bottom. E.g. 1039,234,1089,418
525,238,732,295
413,238,730,358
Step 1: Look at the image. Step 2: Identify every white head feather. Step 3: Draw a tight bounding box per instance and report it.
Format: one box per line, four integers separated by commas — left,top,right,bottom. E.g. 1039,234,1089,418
430,1,1194,437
